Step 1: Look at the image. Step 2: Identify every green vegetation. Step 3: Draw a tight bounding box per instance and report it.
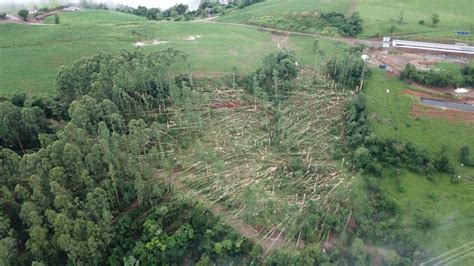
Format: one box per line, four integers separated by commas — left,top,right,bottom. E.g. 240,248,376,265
0,9,342,96
17,9,28,21
400,62,474,87
217,0,351,24
246,12,363,36
356,0,474,40
366,70,474,163
2,2,474,264
359,69,474,263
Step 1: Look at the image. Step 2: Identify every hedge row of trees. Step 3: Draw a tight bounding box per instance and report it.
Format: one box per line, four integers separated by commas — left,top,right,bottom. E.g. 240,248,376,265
345,93,454,177
114,0,265,21
0,49,256,265
400,62,474,87
247,12,363,37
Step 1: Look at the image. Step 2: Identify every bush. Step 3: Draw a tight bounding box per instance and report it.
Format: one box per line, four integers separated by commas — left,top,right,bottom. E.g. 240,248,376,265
415,212,437,229
460,145,473,166
401,63,468,87
0,12,7,20
18,9,29,21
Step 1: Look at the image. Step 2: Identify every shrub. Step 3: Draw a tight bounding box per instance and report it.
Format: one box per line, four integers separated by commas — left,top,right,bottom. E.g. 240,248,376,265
18,9,29,21
460,145,473,166
0,12,7,19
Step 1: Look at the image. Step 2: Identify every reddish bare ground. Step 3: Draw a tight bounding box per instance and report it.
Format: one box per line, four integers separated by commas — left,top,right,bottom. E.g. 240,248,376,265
411,103,474,123
403,89,440,99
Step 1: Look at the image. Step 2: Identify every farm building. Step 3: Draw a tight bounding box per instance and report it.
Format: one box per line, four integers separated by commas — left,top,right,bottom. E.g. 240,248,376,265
392,39,474,55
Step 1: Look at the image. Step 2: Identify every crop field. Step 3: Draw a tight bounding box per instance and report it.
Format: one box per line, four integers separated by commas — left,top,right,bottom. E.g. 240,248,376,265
0,9,340,96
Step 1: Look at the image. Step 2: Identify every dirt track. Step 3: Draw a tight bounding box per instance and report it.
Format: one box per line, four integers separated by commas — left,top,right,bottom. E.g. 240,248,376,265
157,169,298,255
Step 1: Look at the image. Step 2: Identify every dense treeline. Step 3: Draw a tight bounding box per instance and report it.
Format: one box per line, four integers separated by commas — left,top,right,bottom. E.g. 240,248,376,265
114,0,265,21
0,94,52,153
400,61,474,87
327,46,369,89
246,50,298,103
0,49,255,265
247,12,363,36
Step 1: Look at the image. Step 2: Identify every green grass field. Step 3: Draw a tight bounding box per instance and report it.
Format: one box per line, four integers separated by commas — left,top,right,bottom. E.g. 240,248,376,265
365,69,474,263
366,70,474,166
217,0,474,42
0,9,339,96
217,0,351,23
356,0,474,40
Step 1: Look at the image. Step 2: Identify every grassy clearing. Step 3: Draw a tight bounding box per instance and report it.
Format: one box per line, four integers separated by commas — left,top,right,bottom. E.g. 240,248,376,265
379,172,474,264
217,0,473,42
365,69,474,263
365,69,474,166
356,0,474,41
217,0,351,23
0,9,340,96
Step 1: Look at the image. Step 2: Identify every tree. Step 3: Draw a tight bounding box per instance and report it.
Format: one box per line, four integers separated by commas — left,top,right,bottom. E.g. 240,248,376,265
431,13,440,27
389,25,397,35
54,14,60,24
398,11,404,24
18,9,29,21
460,145,473,166
0,12,7,20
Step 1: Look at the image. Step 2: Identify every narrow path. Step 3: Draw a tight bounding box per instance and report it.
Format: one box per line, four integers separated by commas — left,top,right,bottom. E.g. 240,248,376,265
157,170,294,254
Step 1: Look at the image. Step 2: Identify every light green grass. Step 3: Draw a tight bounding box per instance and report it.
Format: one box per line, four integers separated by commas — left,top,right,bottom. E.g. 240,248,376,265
217,0,473,42
365,69,474,167
356,0,474,41
217,0,351,23
366,69,474,263
0,9,340,96
379,172,474,264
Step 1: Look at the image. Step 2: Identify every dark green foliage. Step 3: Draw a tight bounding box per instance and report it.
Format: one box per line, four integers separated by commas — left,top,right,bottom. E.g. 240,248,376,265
400,63,468,87
339,12,364,36
0,12,6,19
0,99,50,153
462,61,474,86
109,200,254,264
54,14,60,24
247,11,363,37
247,50,298,102
0,50,255,265
18,9,29,21
460,145,474,166
345,91,454,177
55,49,188,120
431,13,440,26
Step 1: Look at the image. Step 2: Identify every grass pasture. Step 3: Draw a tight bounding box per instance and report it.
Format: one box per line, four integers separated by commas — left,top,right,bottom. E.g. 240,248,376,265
356,0,474,40
0,9,339,96
217,0,351,24
365,70,474,166
365,69,474,263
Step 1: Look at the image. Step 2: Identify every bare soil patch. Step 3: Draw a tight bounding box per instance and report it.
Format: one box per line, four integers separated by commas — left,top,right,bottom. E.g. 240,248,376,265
411,102,474,123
